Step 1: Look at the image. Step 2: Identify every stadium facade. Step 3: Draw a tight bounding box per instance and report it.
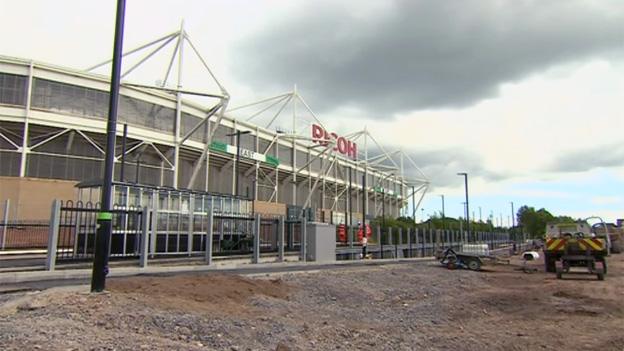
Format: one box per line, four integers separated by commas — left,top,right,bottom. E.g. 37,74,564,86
0,29,428,223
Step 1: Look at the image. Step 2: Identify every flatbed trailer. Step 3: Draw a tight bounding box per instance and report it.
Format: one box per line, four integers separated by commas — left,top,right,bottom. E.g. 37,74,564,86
437,248,493,271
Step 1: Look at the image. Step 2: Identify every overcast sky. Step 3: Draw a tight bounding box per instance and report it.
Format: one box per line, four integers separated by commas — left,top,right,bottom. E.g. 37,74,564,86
1,0,623,223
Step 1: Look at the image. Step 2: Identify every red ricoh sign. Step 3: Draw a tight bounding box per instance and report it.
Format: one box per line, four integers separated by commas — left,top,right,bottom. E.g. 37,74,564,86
312,124,357,159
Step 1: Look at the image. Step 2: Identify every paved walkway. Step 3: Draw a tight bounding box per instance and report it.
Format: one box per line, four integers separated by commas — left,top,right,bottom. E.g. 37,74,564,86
0,256,435,285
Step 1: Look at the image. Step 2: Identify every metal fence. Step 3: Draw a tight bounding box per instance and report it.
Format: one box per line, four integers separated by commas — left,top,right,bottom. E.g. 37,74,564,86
335,226,518,260
47,201,293,265
0,220,50,249
54,201,145,262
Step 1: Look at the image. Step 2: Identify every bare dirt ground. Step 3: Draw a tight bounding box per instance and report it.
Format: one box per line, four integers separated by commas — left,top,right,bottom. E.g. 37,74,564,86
1,254,623,351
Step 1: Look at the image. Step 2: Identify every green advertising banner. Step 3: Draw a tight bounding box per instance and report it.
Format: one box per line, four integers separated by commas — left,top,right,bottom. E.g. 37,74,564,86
209,141,280,167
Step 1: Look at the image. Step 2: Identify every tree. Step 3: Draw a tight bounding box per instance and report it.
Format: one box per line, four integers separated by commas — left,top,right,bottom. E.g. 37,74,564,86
517,205,554,238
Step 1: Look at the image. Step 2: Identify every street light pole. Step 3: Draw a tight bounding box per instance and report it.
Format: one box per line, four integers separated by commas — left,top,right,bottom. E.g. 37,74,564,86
510,201,515,240
510,202,515,227
227,130,251,197
91,0,126,293
440,194,445,231
412,186,416,224
457,172,469,239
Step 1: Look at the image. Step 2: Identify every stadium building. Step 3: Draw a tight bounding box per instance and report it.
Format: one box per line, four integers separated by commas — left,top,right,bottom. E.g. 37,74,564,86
0,28,428,226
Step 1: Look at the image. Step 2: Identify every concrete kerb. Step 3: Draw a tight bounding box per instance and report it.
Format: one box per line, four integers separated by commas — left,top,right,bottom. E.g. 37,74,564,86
0,256,436,285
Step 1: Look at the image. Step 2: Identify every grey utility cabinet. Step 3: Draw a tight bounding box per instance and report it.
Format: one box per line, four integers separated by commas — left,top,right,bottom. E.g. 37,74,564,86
306,222,336,262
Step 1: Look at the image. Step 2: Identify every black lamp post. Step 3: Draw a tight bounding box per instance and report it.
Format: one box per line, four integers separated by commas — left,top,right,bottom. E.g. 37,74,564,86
457,172,469,239
227,130,251,197
91,0,126,293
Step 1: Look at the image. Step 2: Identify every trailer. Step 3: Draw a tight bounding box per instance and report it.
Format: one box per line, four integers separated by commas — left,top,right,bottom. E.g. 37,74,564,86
437,248,485,271
554,238,606,280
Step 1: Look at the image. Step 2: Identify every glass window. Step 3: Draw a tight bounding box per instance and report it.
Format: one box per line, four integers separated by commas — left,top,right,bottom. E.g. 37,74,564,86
158,192,168,210
310,153,322,173
181,113,206,142
32,78,176,134
0,151,20,176
32,78,108,118
213,196,222,214
296,150,308,168
212,125,233,144
278,143,292,166
119,95,175,134
258,137,274,155
193,195,203,213
237,131,256,152
223,197,232,214
0,73,27,106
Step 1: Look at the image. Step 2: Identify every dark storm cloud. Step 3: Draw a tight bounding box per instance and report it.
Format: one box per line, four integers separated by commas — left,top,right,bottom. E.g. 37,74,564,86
368,146,506,188
405,148,507,189
550,143,624,172
232,0,624,116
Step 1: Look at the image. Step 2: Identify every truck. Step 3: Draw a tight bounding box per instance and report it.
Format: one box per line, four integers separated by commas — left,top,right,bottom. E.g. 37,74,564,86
543,221,608,280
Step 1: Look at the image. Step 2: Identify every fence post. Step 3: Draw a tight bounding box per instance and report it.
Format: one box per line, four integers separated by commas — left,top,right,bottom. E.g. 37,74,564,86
378,225,383,259
388,227,393,259
45,199,62,271
1,199,9,250
300,217,307,262
278,216,285,262
421,228,425,257
407,228,412,258
395,228,400,259
187,197,194,257
348,222,353,249
150,207,158,258
205,207,213,264
139,207,149,268
252,214,261,264
428,229,433,256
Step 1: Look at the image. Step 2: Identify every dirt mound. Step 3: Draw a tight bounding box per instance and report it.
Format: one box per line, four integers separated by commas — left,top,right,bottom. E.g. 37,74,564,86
107,273,292,314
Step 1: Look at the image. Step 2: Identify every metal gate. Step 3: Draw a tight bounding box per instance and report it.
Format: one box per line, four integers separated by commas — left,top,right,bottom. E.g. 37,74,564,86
55,201,145,262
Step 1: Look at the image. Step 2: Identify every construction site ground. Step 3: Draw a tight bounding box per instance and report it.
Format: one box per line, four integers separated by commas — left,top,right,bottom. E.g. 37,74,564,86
0,253,623,351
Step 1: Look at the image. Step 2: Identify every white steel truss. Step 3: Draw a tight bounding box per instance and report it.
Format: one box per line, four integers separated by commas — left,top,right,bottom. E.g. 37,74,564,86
86,22,229,190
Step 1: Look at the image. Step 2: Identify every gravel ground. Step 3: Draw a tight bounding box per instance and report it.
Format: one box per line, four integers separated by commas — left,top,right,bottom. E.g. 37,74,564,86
0,254,623,351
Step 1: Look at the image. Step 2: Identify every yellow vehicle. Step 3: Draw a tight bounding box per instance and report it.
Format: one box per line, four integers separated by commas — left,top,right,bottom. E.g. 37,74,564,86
543,222,607,280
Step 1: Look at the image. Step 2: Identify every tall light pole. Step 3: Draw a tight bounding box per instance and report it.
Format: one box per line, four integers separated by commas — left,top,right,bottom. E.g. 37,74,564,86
91,0,126,293
227,130,251,197
478,206,482,222
457,172,469,238
510,201,515,240
440,194,445,231
412,186,416,224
